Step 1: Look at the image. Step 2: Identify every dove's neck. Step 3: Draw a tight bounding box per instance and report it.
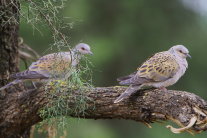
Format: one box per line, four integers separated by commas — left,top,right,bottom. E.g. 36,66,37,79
176,55,188,68
172,53,188,78
72,48,81,56
168,48,176,54
168,49,188,72
70,49,82,66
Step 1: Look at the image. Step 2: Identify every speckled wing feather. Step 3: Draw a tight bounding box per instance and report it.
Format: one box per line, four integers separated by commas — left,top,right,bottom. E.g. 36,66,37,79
118,51,180,85
137,51,180,82
28,52,73,78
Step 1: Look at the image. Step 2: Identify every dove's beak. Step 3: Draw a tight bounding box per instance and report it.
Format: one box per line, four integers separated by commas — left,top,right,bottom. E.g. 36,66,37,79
186,53,191,58
88,51,93,55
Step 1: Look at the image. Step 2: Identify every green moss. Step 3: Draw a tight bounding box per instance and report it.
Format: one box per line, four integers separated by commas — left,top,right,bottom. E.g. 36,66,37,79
38,69,93,135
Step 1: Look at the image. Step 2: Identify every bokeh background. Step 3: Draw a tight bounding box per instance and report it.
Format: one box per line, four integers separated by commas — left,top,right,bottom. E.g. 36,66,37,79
20,0,207,137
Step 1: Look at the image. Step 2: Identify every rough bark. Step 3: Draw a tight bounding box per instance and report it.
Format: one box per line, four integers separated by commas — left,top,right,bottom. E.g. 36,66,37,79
0,0,30,137
1,86,207,137
0,0,19,86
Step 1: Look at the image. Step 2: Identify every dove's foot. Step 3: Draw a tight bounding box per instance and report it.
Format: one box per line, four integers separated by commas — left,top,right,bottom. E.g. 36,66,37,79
159,87,168,92
32,81,37,89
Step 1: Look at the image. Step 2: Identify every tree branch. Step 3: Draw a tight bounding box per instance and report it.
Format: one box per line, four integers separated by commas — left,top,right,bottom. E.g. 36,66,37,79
1,86,207,137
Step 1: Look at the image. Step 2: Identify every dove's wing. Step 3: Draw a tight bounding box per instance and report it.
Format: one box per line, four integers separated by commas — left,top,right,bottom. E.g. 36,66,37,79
28,52,72,78
118,51,180,85
137,51,180,82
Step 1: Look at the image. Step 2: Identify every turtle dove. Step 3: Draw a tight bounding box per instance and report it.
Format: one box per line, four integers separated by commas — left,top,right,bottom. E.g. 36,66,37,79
0,43,93,90
114,45,191,103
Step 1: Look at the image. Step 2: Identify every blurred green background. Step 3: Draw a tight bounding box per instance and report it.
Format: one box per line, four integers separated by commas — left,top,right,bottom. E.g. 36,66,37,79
19,0,207,137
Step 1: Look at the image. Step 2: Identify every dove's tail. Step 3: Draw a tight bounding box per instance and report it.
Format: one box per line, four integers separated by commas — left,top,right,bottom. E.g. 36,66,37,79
0,79,23,91
0,70,48,91
114,85,140,103
11,70,47,79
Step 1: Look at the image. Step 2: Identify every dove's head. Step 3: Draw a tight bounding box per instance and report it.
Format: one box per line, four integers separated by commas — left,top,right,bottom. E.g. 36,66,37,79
75,43,93,55
169,45,191,59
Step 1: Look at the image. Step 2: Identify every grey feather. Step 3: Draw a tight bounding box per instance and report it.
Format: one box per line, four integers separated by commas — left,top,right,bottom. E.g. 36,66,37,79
0,79,22,91
11,70,48,79
114,85,141,103
0,71,48,91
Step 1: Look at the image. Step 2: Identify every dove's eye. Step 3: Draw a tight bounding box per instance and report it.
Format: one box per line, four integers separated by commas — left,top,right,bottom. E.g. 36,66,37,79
81,47,85,50
179,50,183,53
